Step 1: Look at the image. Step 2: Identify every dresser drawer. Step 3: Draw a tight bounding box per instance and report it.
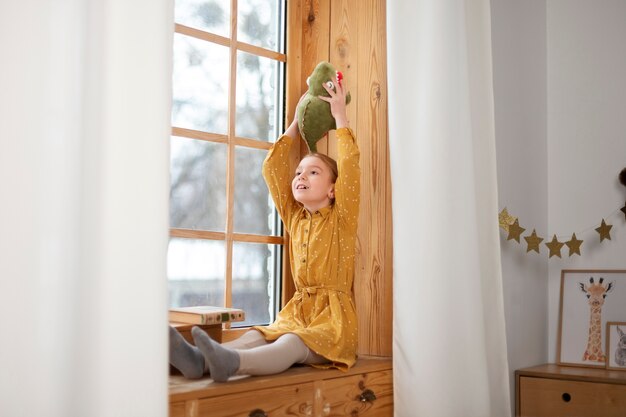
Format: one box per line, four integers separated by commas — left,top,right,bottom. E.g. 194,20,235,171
519,376,626,417
319,370,393,417
195,382,315,417
170,400,186,417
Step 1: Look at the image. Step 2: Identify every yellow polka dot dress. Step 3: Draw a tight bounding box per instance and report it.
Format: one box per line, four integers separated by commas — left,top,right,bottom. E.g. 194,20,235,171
253,128,360,370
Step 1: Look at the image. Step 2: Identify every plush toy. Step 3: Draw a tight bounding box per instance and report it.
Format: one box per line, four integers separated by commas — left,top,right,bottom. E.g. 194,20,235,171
297,61,351,152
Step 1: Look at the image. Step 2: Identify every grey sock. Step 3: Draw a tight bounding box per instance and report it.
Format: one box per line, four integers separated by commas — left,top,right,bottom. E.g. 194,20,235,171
169,325,205,379
192,326,240,382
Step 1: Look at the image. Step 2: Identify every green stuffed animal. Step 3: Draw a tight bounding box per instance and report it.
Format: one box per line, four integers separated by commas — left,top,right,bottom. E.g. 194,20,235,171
297,61,351,152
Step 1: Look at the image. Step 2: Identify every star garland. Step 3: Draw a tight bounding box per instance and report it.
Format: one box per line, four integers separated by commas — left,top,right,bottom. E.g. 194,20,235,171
499,201,626,259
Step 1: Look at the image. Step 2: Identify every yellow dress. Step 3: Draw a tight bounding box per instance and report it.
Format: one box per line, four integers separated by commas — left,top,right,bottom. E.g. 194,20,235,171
253,128,360,370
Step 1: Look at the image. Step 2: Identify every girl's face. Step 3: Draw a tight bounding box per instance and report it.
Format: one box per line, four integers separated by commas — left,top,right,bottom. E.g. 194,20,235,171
292,156,335,211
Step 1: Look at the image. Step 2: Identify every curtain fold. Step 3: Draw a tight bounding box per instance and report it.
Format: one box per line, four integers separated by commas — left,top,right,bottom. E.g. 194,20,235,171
387,1,511,416
0,1,172,416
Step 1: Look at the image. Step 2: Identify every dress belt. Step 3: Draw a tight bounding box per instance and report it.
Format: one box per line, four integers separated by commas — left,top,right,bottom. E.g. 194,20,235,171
293,286,348,302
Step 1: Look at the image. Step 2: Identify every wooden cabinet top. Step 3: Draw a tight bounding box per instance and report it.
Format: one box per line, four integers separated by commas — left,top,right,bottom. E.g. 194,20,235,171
516,364,626,385
169,356,393,403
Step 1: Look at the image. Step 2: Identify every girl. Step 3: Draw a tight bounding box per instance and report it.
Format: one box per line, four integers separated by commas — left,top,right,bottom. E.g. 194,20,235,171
169,75,360,381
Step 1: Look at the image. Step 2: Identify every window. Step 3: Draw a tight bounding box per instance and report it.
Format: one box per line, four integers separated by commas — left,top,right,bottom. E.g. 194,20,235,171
168,0,287,327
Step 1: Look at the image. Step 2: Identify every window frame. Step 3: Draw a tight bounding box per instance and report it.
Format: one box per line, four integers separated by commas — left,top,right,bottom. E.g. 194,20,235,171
169,0,288,327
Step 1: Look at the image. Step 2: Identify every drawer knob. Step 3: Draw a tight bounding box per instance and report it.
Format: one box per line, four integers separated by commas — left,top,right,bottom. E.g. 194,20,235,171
562,393,571,402
359,388,377,403
249,409,268,417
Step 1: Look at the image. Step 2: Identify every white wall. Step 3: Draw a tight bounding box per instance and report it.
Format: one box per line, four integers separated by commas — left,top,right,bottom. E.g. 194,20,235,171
491,0,548,409
547,0,626,363
493,2,626,410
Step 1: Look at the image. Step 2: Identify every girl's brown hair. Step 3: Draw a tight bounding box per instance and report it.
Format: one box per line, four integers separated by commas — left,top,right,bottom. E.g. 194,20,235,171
305,152,338,183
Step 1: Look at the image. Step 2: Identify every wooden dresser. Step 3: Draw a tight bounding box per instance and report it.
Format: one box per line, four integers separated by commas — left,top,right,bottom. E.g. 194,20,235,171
169,356,393,417
516,364,626,417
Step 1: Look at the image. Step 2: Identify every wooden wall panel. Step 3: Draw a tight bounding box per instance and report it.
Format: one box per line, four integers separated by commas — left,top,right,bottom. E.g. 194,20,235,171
286,0,392,357
302,0,331,155
283,0,304,306
354,0,391,356
328,0,358,159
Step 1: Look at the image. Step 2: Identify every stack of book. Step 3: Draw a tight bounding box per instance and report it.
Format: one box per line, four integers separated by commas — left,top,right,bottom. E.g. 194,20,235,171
168,306,245,325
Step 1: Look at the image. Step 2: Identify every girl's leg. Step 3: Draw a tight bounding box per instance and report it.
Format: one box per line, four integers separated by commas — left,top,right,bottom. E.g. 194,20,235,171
191,328,328,382
237,333,317,375
222,329,268,350
191,326,240,382
169,325,204,379
299,344,328,365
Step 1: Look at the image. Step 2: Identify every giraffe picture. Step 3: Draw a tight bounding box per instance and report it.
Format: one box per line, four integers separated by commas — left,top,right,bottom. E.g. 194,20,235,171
558,270,626,368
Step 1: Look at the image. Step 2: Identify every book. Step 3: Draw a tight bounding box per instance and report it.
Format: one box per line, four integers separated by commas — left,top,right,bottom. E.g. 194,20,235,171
169,306,246,325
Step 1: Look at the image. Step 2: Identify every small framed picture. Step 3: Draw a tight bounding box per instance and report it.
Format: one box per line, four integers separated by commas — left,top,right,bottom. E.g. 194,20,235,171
606,322,626,371
558,269,626,368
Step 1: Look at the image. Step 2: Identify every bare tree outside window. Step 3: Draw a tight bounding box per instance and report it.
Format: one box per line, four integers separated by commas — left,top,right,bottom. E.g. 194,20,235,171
169,0,286,327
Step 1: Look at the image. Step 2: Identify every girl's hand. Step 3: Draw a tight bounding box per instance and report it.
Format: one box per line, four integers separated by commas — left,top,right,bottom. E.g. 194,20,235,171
319,75,349,129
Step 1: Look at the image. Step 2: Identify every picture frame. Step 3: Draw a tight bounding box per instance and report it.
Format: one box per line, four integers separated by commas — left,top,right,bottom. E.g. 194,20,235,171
606,321,626,371
557,269,626,368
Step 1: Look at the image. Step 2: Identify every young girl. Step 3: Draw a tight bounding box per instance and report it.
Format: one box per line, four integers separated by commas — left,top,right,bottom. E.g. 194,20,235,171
169,75,360,382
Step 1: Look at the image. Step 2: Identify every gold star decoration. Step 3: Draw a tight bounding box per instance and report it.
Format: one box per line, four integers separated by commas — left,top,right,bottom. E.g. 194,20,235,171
545,235,564,258
621,202,626,220
524,229,543,253
565,233,583,256
499,208,517,232
506,219,526,243
595,219,613,242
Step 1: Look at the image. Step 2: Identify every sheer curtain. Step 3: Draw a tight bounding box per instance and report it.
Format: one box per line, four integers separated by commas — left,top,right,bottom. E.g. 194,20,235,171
387,1,511,416
0,1,171,416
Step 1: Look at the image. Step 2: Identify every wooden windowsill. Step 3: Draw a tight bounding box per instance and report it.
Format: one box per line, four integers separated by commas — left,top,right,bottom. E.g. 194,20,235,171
169,355,393,403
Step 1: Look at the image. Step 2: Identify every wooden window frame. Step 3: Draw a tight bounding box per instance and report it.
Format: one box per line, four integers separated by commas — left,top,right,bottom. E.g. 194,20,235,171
170,0,288,325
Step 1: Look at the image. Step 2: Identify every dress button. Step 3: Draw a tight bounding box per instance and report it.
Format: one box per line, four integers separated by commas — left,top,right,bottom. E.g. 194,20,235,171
301,258,306,263
304,229,308,233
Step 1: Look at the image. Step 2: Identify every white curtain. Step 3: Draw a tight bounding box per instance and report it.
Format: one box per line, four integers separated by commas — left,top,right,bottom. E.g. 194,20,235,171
0,1,172,416
387,1,511,416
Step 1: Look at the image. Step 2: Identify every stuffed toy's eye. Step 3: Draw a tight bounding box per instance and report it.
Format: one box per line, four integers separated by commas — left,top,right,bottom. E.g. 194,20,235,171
326,81,335,90
306,76,311,86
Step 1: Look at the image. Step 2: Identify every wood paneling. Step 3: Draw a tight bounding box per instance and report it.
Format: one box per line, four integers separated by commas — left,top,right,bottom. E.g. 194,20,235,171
286,0,392,356
328,0,357,159
283,0,304,306
353,0,391,357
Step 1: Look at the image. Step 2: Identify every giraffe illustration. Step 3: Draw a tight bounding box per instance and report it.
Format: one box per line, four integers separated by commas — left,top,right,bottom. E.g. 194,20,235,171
579,277,614,362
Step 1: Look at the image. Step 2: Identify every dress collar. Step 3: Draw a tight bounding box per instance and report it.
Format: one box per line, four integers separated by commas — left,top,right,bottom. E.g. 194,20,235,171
300,204,333,219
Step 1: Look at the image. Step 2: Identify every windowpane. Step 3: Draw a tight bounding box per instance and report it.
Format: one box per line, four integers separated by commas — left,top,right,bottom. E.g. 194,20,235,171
172,33,229,134
232,242,278,326
237,0,283,53
175,0,230,38
236,51,281,141
170,136,227,231
170,0,285,318
168,238,226,308
234,146,276,235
